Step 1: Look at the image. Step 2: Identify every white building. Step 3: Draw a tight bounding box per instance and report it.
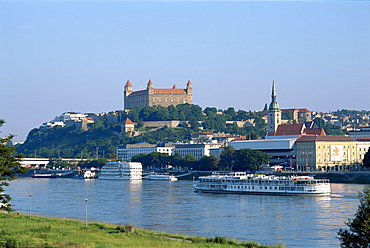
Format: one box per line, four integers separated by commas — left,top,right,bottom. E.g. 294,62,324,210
117,144,173,161
172,142,222,160
350,127,370,140
228,138,297,168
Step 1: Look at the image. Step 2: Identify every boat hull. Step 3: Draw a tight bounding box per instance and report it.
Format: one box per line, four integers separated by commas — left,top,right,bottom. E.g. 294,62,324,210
193,172,331,196
194,188,331,195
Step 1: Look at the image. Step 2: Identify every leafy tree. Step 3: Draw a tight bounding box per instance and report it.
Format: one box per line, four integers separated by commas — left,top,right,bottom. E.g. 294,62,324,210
203,107,218,117
218,146,236,170
234,148,270,171
196,155,219,171
0,120,26,212
338,188,370,247
313,117,325,129
363,148,370,169
282,111,293,120
324,122,347,135
184,154,197,169
131,152,170,169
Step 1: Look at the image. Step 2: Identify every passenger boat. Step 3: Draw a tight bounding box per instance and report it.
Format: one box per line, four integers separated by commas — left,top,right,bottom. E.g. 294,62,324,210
193,172,331,195
74,170,97,179
98,161,142,180
145,173,178,181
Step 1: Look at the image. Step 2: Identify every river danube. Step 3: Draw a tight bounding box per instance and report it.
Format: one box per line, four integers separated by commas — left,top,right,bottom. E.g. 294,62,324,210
5,178,369,248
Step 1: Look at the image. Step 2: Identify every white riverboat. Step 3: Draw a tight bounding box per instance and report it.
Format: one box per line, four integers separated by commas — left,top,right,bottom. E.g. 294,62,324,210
145,173,178,181
194,172,331,195
98,161,142,180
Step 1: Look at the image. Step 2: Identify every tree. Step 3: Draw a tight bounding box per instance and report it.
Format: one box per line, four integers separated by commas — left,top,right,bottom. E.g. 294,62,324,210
363,148,370,169
218,146,236,171
234,149,270,171
0,120,26,212
196,155,219,171
338,188,370,247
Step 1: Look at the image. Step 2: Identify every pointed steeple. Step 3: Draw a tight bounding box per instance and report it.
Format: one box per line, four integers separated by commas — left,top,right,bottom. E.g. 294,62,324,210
269,80,280,111
267,81,282,134
172,84,177,89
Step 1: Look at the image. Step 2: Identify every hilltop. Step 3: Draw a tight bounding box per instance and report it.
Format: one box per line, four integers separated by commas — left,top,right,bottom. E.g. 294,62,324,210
16,104,369,160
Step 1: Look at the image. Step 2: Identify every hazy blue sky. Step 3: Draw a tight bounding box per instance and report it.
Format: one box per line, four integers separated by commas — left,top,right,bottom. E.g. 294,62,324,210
1,1,369,142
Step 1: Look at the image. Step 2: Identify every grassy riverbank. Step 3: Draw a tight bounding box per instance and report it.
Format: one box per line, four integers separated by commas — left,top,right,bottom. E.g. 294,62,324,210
0,212,284,248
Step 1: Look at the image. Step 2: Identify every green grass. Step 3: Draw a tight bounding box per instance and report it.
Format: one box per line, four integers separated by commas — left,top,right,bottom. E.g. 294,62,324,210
0,212,285,248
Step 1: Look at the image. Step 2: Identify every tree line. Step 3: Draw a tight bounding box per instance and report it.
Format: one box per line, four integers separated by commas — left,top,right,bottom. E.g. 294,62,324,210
131,146,270,172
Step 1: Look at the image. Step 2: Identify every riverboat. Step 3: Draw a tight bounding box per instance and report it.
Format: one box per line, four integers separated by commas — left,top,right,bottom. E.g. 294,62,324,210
98,161,142,180
74,170,97,179
194,172,331,195
145,173,178,181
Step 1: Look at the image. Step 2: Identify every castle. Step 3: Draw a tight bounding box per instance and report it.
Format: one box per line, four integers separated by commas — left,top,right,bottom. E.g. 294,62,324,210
123,80,193,110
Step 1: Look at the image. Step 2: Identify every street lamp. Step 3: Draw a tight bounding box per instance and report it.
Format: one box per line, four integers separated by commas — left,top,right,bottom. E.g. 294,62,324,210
29,193,32,219
85,198,88,227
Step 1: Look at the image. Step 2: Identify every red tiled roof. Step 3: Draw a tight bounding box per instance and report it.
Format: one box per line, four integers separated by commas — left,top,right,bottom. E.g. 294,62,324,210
274,124,305,135
281,108,311,112
125,118,135,124
125,80,132,87
305,128,326,136
154,89,186,94
297,135,356,142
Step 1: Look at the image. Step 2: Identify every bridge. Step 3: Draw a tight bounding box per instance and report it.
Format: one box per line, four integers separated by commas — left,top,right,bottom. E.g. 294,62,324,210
20,158,87,167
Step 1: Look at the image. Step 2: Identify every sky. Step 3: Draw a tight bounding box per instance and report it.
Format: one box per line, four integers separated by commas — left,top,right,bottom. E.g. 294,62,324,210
0,1,369,142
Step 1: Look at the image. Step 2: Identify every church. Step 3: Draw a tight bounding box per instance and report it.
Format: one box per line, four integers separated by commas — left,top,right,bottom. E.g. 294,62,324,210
123,80,192,110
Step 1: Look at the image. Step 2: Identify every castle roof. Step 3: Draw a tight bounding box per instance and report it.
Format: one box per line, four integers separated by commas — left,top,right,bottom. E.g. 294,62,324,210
153,89,186,94
125,80,132,87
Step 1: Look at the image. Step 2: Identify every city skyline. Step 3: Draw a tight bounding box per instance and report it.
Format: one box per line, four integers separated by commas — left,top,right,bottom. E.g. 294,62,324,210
1,1,369,142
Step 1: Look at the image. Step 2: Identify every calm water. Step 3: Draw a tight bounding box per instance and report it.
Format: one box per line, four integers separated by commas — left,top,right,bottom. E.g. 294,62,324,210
5,178,369,248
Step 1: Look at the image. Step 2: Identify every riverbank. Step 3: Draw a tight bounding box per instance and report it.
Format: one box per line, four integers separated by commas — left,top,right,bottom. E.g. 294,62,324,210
0,212,284,248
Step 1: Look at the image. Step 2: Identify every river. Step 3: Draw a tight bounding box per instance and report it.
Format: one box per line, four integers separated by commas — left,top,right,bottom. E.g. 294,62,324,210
5,178,369,248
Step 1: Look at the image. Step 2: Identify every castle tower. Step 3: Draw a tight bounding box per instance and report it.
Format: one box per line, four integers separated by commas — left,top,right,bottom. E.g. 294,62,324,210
123,80,133,109
147,80,154,94
267,81,281,134
186,80,192,95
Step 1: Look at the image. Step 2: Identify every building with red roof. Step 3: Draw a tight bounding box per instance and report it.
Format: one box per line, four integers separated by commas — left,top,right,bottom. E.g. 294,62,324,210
123,80,192,109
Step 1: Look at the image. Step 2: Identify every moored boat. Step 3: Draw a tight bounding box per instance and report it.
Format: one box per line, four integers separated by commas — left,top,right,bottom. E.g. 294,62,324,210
194,172,331,195
98,161,142,180
145,173,178,181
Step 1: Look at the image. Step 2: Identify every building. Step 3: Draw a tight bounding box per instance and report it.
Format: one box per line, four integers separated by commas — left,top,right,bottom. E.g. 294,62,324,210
349,127,370,140
295,135,358,171
122,118,135,134
117,143,173,161
266,123,326,139
357,139,370,167
172,142,222,160
281,108,312,123
228,139,297,169
267,81,282,134
123,80,192,109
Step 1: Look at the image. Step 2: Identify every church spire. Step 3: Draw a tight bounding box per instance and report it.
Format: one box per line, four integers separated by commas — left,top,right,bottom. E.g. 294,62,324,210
269,80,280,111
267,81,281,134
